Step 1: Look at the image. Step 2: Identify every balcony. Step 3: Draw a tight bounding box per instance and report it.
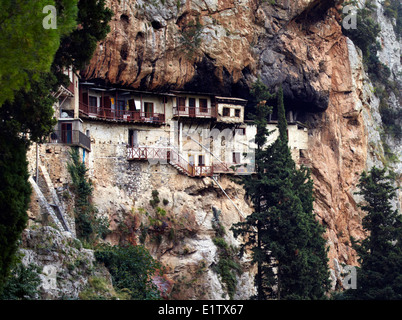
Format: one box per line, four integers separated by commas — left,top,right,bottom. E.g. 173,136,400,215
48,130,91,151
173,105,217,119
79,102,165,125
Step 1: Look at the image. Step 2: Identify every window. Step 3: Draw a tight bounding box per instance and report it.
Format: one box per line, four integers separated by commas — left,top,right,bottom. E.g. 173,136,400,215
116,100,125,119
128,129,138,147
177,97,186,112
61,123,72,144
199,98,208,113
189,98,196,117
235,109,241,117
233,152,240,164
189,98,196,108
89,96,98,114
235,128,246,136
144,102,154,117
223,107,230,117
198,155,205,166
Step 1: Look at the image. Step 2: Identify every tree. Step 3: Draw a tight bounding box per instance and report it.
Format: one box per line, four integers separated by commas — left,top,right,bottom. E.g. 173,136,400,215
0,0,112,295
0,136,32,291
342,167,402,299
0,0,78,107
53,0,113,72
232,84,330,300
231,80,275,299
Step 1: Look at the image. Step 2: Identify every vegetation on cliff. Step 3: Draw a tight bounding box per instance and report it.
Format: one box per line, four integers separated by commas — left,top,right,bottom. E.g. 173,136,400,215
94,244,162,300
341,0,401,143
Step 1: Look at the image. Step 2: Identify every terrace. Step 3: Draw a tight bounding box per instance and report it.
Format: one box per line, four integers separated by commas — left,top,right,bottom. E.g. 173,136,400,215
172,95,217,119
79,84,167,125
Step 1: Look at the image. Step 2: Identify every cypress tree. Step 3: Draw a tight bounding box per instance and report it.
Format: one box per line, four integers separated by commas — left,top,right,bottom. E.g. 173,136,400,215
342,167,402,299
232,84,330,299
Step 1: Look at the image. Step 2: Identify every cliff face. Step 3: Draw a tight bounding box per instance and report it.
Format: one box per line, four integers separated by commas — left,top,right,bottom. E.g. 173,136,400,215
26,0,400,299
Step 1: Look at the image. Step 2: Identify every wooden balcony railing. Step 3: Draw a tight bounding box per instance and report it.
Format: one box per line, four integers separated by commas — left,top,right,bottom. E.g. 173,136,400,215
48,130,91,151
126,146,253,177
173,106,217,118
79,102,165,124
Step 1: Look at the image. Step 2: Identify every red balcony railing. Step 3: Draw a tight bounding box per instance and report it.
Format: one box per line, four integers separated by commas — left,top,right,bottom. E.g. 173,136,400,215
79,102,165,124
173,105,217,118
126,146,253,177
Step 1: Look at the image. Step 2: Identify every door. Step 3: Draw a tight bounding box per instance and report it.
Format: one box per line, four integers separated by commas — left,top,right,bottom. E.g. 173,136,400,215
128,130,138,147
188,154,194,176
189,98,196,117
117,100,125,120
177,97,186,113
103,95,111,119
199,98,208,113
89,96,97,114
61,123,72,144
144,102,154,119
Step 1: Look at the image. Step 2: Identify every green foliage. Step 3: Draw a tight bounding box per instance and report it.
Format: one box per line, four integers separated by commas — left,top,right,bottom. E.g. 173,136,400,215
377,86,402,141
383,0,402,39
342,1,380,57
341,2,384,81
0,0,78,107
0,0,112,295
67,148,110,242
0,262,41,300
94,244,162,300
79,276,130,300
0,137,31,292
248,79,275,148
211,209,242,300
232,83,330,300
53,0,113,72
0,72,58,145
342,167,402,299
179,16,203,60
277,85,287,141
149,189,161,208
342,1,401,142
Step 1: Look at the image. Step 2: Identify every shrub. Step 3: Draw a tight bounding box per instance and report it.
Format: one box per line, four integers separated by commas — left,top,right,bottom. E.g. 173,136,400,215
94,244,162,300
67,147,110,242
0,263,41,300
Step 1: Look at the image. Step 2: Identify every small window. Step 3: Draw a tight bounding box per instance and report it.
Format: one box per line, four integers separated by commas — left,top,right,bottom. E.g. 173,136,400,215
223,107,230,117
128,129,138,147
233,152,240,164
199,99,208,113
235,128,246,135
177,97,186,112
89,96,98,114
235,109,241,117
198,155,205,166
144,102,154,117
89,96,97,107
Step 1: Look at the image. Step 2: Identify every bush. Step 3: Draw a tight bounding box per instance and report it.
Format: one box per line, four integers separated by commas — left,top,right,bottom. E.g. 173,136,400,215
67,148,110,242
94,244,162,300
0,263,41,300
